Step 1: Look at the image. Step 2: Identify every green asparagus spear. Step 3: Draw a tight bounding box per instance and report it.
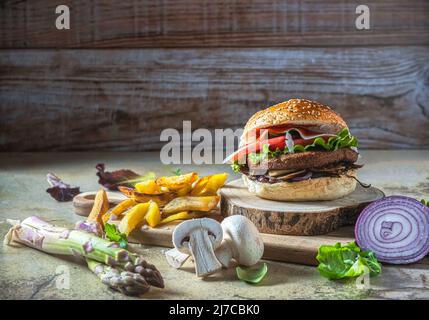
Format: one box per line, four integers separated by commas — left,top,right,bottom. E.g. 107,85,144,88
74,220,153,295
86,259,150,295
5,216,164,289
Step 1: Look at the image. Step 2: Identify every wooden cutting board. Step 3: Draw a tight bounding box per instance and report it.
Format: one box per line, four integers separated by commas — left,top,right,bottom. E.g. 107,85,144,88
129,219,355,266
129,179,384,266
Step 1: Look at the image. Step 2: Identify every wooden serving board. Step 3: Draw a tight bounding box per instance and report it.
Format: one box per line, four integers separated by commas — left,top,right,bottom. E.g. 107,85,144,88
220,179,385,236
129,179,384,266
129,219,355,266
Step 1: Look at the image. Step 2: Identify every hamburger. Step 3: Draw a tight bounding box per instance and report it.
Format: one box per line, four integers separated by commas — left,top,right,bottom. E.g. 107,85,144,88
224,99,361,201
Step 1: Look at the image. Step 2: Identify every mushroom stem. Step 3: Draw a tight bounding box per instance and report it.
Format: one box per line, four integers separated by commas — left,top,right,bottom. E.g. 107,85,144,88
165,248,190,269
215,239,234,268
188,230,222,277
172,218,224,277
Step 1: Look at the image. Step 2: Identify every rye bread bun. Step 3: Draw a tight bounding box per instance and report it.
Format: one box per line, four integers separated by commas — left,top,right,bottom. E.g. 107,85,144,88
242,169,358,201
241,99,348,146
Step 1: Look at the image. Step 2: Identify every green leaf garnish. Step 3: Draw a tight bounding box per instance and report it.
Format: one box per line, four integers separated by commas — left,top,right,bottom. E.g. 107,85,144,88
248,144,284,165
104,223,128,249
421,199,429,207
231,161,245,173
171,168,182,176
248,151,267,165
296,128,358,152
236,263,268,284
316,241,381,280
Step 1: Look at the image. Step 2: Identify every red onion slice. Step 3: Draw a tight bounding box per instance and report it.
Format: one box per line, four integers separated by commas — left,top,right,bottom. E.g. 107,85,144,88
355,196,429,264
290,171,312,182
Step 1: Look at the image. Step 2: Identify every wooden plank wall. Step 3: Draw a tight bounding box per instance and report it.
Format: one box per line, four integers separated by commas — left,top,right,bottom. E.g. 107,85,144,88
0,1,428,151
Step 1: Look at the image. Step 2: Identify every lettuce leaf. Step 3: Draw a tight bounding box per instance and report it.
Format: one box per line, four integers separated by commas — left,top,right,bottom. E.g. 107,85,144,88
231,161,245,173
248,128,358,165
316,241,381,280
421,199,429,207
295,128,358,152
248,152,267,165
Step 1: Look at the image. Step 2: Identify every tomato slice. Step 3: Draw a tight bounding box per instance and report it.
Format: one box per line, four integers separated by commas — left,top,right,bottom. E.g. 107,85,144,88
224,136,284,163
224,135,330,164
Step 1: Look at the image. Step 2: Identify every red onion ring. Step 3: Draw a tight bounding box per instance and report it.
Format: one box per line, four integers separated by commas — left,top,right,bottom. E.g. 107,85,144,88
355,196,429,264
290,171,312,182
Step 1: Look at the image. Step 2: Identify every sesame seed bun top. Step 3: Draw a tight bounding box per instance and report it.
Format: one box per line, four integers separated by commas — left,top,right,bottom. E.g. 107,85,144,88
243,99,348,137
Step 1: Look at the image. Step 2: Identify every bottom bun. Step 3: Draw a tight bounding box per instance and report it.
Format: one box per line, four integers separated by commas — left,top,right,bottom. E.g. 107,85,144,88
242,170,357,201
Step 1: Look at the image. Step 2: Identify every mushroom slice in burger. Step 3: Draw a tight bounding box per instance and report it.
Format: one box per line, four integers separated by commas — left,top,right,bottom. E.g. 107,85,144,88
224,99,361,201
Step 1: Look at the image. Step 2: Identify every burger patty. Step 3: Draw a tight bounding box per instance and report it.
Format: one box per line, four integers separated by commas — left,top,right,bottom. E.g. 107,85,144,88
248,148,358,171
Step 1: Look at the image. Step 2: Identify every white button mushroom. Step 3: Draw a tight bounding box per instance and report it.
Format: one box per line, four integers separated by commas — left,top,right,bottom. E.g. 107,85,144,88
172,218,223,277
215,215,264,268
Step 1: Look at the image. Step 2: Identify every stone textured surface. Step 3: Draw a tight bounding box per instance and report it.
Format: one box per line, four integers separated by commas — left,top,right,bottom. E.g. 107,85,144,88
0,151,428,300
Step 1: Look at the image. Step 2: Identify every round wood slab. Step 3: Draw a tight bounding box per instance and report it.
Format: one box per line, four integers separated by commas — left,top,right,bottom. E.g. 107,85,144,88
73,191,127,217
220,179,385,236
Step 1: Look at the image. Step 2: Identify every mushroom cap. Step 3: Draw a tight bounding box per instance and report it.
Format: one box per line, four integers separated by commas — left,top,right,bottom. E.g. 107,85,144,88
172,218,223,254
221,215,264,266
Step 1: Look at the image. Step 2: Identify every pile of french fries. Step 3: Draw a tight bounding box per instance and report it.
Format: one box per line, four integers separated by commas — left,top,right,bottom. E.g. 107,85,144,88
88,172,228,236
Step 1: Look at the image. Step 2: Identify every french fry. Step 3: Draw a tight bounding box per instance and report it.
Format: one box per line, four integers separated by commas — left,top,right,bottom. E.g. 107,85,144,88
145,201,161,227
118,186,175,206
118,202,150,236
156,172,199,191
110,198,136,216
102,198,136,224
176,185,192,197
162,196,220,215
118,186,135,198
191,173,228,196
190,176,210,196
133,192,176,206
117,172,227,230
135,180,166,195
203,173,228,196
159,211,205,225
87,189,109,225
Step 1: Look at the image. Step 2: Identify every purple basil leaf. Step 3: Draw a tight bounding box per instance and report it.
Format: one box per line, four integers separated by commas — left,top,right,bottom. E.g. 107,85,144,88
47,172,70,188
95,163,141,190
46,173,80,202
46,186,80,202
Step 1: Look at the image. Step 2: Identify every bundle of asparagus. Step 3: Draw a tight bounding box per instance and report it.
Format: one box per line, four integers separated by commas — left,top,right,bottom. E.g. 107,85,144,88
4,216,164,296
